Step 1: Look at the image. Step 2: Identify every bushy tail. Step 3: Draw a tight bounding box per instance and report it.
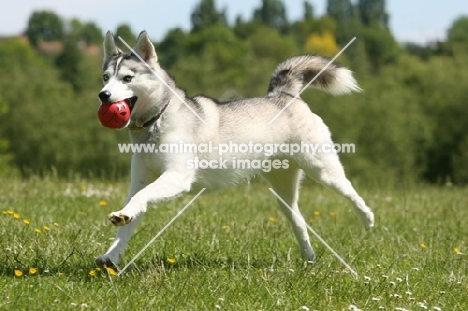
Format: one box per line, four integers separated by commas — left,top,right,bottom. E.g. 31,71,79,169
267,55,362,97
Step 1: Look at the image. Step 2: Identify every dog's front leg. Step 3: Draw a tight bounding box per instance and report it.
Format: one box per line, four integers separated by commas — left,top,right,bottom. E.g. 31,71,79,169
96,154,157,267
109,170,194,226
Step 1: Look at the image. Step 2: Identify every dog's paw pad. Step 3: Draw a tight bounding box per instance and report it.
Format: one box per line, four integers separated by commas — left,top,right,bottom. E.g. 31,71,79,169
109,213,132,226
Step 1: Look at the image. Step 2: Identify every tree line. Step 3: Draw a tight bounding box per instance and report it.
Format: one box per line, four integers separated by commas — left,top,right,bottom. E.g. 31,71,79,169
0,0,467,184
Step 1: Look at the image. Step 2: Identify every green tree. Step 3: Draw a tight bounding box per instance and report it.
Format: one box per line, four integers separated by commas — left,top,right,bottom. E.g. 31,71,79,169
247,26,297,62
55,40,85,92
327,0,353,20
304,1,314,20
445,16,468,54
361,25,400,70
290,15,336,51
404,42,437,61
116,24,136,46
326,0,360,44
233,17,262,39
69,18,84,41
68,19,103,45
447,16,468,44
157,28,189,68
81,22,103,45
26,10,64,47
417,54,468,183
0,95,15,175
171,25,250,98
357,0,389,27
190,0,227,32
253,0,289,32
0,38,129,177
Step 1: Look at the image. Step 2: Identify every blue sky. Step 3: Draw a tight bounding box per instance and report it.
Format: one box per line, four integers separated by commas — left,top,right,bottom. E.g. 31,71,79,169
1,0,468,44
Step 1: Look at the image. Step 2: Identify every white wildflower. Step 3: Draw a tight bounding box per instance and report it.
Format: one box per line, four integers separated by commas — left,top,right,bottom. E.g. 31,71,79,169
348,305,362,311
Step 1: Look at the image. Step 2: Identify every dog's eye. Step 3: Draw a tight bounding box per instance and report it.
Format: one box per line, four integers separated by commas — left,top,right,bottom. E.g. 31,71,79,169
103,74,109,82
123,75,133,83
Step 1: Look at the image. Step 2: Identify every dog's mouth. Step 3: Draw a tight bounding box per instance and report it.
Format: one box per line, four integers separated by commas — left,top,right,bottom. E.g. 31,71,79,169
124,96,138,112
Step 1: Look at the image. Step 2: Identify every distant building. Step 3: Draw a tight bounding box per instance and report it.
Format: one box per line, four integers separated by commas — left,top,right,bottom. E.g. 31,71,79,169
3,34,102,56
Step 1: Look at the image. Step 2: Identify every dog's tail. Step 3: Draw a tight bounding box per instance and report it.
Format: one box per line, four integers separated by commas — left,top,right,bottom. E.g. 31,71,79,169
267,55,362,97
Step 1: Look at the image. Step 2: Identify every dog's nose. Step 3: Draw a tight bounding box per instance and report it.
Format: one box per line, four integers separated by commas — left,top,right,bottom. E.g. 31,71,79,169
99,90,111,102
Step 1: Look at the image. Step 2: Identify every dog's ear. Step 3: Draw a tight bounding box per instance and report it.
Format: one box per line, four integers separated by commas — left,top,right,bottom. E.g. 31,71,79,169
133,31,158,63
103,31,122,62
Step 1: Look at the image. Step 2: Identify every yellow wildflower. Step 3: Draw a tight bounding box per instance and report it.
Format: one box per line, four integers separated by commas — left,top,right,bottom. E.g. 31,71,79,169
23,219,30,225
13,213,20,219
89,270,97,277
53,222,59,227
330,211,336,217
106,267,117,276
35,228,42,233
420,243,426,249
29,268,38,275
77,211,84,215
167,258,176,264
14,269,23,277
6,210,14,215
314,211,320,216
454,247,461,254
44,226,50,231
269,217,276,222
99,200,108,207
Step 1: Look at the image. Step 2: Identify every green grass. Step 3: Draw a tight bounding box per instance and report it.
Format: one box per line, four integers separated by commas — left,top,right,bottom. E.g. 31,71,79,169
0,177,467,310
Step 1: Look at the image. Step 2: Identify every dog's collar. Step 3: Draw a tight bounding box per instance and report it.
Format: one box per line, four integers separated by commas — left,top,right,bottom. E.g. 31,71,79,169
128,103,169,131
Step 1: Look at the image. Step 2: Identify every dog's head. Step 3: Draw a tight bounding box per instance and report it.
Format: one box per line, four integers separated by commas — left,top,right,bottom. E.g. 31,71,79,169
99,31,163,128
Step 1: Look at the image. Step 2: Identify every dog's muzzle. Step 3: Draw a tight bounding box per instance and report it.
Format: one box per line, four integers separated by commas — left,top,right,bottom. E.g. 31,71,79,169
98,91,138,112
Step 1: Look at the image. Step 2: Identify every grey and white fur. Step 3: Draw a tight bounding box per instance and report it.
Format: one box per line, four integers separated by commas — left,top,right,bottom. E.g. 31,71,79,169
95,30,374,268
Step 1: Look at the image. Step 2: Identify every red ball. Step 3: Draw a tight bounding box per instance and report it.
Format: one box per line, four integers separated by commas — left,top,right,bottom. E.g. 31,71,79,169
98,101,131,129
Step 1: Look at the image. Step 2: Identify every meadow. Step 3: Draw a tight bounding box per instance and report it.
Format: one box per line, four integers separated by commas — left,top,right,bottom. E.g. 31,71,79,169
0,177,466,310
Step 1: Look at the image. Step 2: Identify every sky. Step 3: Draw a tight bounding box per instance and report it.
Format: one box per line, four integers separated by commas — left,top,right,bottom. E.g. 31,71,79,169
1,0,467,44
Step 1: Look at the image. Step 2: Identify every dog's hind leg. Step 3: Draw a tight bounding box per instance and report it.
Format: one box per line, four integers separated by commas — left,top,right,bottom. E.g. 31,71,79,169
261,166,316,262
298,151,374,230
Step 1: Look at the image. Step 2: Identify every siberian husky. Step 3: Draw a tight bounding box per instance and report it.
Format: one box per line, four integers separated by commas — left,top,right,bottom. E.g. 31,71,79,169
95,30,374,268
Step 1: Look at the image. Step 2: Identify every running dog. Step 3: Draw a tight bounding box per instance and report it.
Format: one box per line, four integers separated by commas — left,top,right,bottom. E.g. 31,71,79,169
95,31,374,267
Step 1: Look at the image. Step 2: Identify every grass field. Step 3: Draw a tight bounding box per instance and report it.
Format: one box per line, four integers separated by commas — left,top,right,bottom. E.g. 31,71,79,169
0,176,466,310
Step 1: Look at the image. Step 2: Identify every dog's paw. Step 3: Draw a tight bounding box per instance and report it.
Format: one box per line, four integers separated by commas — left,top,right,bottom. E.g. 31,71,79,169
109,212,133,226
363,211,374,230
299,245,316,263
95,254,120,268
